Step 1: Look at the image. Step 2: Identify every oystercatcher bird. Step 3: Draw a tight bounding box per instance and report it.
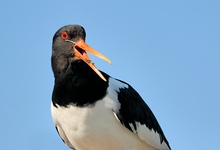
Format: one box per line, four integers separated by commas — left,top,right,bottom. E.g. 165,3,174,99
51,24,171,150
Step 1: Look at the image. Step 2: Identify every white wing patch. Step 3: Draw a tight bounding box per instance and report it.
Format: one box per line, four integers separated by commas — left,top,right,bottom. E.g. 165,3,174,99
103,78,170,150
133,122,170,150
103,77,128,113
102,77,170,149
129,123,137,134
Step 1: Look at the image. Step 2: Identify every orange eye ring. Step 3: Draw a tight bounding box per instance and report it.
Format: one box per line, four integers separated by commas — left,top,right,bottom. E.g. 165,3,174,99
61,31,68,39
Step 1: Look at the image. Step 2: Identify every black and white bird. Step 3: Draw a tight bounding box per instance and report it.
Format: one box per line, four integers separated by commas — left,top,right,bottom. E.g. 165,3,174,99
51,24,171,150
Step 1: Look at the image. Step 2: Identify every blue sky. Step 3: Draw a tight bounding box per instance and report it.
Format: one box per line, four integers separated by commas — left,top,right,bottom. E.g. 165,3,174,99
0,0,220,149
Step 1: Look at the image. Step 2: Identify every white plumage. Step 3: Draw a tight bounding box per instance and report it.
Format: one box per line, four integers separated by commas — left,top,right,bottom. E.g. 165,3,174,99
51,77,170,150
51,24,171,150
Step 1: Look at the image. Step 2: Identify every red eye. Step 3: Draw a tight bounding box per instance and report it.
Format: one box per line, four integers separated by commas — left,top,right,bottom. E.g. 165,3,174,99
61,31,68,39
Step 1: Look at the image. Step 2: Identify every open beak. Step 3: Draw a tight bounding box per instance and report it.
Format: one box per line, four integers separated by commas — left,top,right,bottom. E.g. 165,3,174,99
67,39,111,81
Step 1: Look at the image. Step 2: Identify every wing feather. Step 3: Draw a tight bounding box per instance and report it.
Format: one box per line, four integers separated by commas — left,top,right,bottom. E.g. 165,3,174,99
112,78,171,150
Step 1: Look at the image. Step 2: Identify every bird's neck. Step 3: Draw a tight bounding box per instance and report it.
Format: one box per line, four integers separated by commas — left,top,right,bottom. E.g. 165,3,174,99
52,61,109,107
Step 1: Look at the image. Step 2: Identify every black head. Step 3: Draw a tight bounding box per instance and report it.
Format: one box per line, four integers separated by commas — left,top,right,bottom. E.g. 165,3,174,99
52,25,86,53
51,25,111,107
51,24,111,82
51,25,84,78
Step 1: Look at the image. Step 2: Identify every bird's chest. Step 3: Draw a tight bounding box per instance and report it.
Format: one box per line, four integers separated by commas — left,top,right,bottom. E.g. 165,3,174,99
51,101,129,150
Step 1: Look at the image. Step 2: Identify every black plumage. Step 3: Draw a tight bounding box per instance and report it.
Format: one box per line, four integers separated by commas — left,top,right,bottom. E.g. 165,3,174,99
51,24,171,150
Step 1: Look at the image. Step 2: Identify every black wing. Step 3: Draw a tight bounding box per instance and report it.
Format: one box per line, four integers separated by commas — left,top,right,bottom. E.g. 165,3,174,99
114,79,171,149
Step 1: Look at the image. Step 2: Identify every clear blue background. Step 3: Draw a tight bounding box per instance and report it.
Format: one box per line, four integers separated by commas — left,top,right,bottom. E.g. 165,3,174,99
0,0,219,149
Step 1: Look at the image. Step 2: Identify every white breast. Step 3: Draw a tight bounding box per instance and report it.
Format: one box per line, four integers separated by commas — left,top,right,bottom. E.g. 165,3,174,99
51,100,156,150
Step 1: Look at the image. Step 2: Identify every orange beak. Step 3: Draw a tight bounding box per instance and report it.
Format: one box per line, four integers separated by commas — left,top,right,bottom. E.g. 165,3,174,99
71,39,111,81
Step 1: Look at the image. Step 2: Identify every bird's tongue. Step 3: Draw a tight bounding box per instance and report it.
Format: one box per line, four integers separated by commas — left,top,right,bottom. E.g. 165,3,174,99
75,46,92,64
81,50,88,58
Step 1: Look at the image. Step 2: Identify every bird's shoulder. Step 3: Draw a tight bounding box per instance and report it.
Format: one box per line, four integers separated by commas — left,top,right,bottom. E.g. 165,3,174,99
105,76,171,149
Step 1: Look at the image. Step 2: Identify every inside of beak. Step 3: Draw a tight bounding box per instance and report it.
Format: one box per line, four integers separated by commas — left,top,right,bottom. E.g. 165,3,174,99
73,39,111,82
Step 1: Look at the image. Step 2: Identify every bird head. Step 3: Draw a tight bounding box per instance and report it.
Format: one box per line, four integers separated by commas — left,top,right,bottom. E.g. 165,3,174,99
52,25,111,81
